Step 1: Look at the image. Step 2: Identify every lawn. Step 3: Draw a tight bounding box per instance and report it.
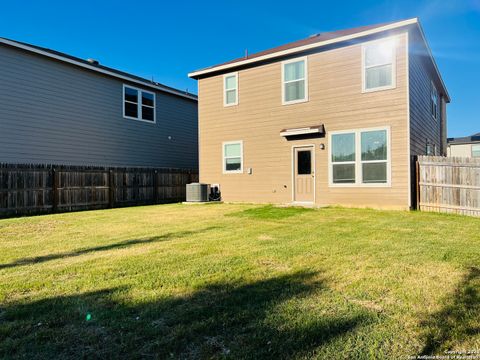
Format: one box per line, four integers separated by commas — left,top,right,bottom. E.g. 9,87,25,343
0,204,479,359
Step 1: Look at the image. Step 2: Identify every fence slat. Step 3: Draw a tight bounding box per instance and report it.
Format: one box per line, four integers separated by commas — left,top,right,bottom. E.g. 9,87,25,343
0,163,197,218
417,156,480,217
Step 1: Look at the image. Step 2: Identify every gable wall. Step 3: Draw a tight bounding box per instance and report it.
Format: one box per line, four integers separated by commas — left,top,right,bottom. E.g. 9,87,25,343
0,44,198,168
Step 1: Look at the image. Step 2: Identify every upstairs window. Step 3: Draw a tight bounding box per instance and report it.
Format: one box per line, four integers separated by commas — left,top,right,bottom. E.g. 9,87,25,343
363,38,396,92
282,57,308,104
223,141,243,173
224,73,238,106
431,83,439,120
472,144,480,158
123,85,155,122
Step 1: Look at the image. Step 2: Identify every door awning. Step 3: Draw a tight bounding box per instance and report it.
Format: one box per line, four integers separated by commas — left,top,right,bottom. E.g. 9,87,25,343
280,124,325,137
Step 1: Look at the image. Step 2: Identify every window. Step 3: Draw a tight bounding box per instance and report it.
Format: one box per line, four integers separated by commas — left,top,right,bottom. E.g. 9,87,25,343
362,38,396,92
282,57,308,104
330,127,390,186
431,83,439,120
331,133,356,183
297,150,312,175
426,141,436,156
361,130,388,183
123,85,155,122
224,73,238,106
472,144,480,158
223,141,243,173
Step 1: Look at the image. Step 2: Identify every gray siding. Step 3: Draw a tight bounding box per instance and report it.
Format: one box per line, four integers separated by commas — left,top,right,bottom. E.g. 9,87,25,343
0,44,198,169
408,29,445,157
408,29,447,207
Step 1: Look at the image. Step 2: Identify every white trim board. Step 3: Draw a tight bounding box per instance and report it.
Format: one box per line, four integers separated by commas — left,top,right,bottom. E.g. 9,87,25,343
0,37,197,101
406,31,412,209
280,127,322,137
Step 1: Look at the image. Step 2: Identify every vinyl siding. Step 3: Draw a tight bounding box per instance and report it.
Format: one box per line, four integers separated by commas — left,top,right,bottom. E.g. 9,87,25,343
198,32,410,209
408,29,447,207
408,29,444,157
0,44,198,168
448,143,480,157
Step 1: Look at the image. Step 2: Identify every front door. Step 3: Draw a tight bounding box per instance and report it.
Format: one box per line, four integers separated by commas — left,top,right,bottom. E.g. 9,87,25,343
293,146,315,203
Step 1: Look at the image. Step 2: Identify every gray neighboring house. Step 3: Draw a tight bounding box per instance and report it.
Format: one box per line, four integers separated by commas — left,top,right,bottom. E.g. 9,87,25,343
447,133,480,158
0,37,198,168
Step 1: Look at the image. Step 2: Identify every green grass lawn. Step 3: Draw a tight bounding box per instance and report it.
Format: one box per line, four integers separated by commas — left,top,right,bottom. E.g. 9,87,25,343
0,204,479,359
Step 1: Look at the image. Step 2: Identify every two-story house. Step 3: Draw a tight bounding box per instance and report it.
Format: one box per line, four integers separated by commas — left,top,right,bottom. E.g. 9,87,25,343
189,18,449,210
0,37,198,169
447,133,480,158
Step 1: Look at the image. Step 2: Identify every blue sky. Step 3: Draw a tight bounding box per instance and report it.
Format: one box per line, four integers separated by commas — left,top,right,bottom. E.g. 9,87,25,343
1,0,479,137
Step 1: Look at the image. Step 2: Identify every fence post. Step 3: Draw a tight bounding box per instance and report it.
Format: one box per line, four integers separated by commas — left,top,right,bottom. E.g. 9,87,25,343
52,166,58,212
109,169,114,208
153,170,158,204
416,159,420,210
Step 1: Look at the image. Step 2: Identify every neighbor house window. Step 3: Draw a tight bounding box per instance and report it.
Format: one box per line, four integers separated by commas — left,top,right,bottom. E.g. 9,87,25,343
363,38,396,92
223,141,243,173
330,127,390,186
431,83,439,120
123,85,155,122
282,57,308,104
472,144,480,158
224,73,238,106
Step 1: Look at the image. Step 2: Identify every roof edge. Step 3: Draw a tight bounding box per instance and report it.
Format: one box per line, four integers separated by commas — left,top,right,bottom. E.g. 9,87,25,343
0,37,197,101
188,18,418,79
414,21,450,102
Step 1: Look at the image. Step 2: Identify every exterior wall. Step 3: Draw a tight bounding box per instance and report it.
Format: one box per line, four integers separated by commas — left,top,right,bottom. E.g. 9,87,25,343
408,29,445,157
0,44,198,168
198,33,410,209
447,143,480,157
408,29,448,208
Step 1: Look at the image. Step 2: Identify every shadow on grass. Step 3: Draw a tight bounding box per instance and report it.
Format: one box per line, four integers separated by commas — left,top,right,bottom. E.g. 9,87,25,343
0,271,370,359
421,266,480,355
227,205,314,220
0,226,219,270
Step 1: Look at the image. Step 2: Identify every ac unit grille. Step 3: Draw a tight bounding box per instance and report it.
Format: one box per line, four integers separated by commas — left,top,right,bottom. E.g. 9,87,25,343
186,183,210,202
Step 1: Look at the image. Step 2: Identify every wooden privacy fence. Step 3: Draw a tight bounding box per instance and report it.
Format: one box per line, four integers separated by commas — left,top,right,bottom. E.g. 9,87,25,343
0,163,198,217
417,156,480,217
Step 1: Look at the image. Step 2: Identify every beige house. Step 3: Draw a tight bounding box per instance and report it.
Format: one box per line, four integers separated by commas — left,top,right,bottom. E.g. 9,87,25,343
189,18,450,210
447,134,480,158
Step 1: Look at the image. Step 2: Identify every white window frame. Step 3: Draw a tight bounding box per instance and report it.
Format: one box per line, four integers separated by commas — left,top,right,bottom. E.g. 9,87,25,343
123,84,156,123
430,82,439,121
223,72,238,107
222,140,243,174
362,37,397,93
472,144,480,158
328,126,391,187
282,56,308,105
